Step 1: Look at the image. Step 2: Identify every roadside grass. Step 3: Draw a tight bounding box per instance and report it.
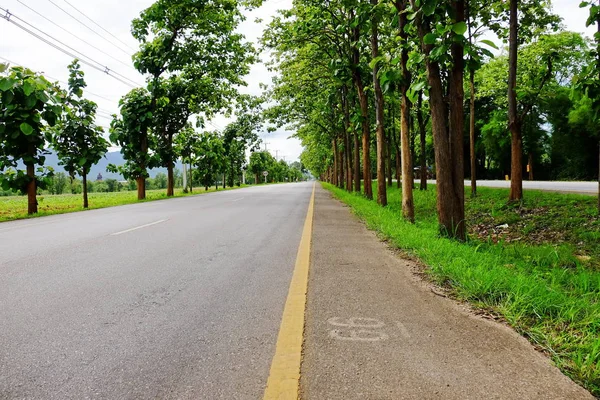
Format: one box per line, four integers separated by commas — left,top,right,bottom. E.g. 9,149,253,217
323,182,600,396
0,185,249,223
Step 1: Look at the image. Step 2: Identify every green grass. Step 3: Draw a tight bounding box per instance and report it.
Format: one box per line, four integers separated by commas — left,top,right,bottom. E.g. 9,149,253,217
0,185,249,223
323,182,600,396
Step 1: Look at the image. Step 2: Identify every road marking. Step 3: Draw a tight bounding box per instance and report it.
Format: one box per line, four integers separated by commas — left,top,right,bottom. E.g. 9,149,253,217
329,329,389,342
396,322,411,339
230,197,245,202
110,219,168,236
263,183,315,400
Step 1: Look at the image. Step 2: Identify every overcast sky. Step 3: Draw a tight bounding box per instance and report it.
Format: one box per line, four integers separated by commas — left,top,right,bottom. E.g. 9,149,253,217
0,0,592,163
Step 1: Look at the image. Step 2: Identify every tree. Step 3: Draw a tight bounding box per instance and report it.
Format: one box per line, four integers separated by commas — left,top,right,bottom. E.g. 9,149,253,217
249,151,274,184
221,96,263,187
194,131,226,191
371,0,387,205
175,123,198,192
48,172,69,195
131,0,257,197
109,88,157,200
409,0,467,240
0,64,62,214
576,0,600,212
477,31,590,180
52,60,108,208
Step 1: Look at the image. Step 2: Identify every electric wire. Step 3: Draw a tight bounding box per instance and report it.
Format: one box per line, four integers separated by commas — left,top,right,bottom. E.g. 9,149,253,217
0,55,121,105
0,7,142,88
45,0,134,57
61,0,137,52
15,0,138,73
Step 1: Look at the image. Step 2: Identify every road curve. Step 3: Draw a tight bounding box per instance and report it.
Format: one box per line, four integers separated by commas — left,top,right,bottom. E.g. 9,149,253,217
0,182,313,399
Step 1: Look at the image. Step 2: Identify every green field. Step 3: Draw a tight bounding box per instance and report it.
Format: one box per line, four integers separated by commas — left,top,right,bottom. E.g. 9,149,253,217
323,182,600,396
0,185,248,223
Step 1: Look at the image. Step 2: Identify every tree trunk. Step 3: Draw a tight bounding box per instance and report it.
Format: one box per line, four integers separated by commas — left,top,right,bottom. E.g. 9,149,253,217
136,177,145,200
351,20,372,199
26,161,37,214
412,0,465,239
396,148,401,189
399,0,414,221
387,126,393,187
137,132,148,200
353,97,361,192
339,140,345,189
372,0,387,206
82,168,89,208
167,163,174,196
189,162,193,192
417,92,428,191
469,69,477,196
508,0,523,201
332,138,339,187
342,85,353,192
528,152,534,180
596,3,599,213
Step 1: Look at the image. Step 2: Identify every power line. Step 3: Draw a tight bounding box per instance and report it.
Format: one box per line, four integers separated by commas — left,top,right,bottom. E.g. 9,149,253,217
61,0,137,53
15,0,137,73
0,7,142,89
45,0,134,57
0,55,121,104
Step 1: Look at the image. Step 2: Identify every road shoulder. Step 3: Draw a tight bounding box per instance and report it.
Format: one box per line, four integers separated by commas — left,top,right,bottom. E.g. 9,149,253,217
301,185,592,399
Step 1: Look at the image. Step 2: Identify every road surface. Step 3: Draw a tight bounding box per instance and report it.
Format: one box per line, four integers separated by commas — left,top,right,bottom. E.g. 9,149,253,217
0,182,592,399
0,183,313,399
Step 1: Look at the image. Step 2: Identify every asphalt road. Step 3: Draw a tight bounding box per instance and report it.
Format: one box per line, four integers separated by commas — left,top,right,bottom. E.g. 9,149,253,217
461,180,597,195
0,183,313,399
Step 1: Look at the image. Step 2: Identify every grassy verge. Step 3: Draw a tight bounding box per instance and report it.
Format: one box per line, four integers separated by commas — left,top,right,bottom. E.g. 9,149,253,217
323,182,600,396
0,185,249,223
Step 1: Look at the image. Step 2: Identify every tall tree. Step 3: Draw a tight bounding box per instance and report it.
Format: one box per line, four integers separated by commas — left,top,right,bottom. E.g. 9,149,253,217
394,0,415,221
577,0,600,212
371,0,387,205
131,0,257,197
409,0,467,239
0,65,62,214
52,60,108,208
108,88,157,200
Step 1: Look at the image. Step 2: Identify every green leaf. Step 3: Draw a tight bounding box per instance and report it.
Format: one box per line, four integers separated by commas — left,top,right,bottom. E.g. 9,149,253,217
423,33,438,45
78,157,87,167
20,122,34,135
452,22,468,36
23,81,34,96
422,2,436,16
0,77,16,91
479,39,499,50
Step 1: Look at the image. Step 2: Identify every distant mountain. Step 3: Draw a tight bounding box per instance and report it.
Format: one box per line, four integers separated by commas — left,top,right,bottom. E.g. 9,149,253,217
19,151,182,181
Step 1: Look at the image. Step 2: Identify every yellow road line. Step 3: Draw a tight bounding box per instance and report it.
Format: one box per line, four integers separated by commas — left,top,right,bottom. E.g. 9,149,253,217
263,183,315,400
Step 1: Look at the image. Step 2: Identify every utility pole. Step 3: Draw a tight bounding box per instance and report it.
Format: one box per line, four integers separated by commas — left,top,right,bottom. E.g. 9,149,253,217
275,149,280,160
263,142,270,151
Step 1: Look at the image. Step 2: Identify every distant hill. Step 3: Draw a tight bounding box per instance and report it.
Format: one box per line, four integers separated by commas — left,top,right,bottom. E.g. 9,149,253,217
19,151,182,181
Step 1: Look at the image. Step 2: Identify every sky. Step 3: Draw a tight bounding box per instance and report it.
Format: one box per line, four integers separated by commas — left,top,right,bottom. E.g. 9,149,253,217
0,0,594,163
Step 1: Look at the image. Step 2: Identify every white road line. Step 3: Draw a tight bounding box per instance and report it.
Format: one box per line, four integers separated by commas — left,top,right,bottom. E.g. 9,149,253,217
110,219,168,236
230,197,245,202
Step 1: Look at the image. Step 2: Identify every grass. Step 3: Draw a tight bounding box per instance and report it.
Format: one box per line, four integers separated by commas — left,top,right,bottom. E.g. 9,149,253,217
323,182,600,396
0,185,249,223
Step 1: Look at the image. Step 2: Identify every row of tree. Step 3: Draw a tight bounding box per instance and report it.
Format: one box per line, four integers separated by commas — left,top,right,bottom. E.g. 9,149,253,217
263,0,600,240
1,0,294,213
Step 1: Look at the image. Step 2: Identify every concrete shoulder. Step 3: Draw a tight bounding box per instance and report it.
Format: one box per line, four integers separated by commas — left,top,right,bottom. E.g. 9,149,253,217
301,185,592,400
